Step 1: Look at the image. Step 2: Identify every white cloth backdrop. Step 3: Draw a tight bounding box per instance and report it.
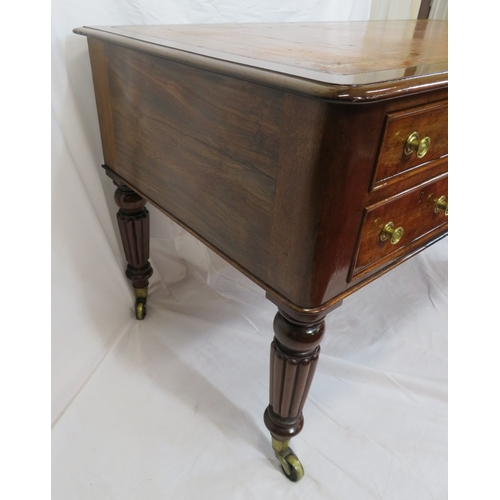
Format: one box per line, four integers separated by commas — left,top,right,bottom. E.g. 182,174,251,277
52,1,448,498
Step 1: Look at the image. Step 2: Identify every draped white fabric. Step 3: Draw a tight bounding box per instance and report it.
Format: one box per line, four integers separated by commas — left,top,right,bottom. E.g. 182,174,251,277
51,1,448,498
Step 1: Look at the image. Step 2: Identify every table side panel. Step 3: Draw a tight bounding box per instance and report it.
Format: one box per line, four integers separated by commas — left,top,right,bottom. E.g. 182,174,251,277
268,94,329,304
92,40,283,280
87,39,117,167
269,99,386,308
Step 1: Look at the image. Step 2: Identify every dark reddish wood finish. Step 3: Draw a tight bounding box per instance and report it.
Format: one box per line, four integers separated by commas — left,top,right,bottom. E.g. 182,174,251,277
267,90,448,312
109,170,153,290
90,38,279,282
75,21,448,102
87,38,116,168
371,100,448,190
351,173,448,280
76,21,448,461
264,311,325,440
85,35,447,314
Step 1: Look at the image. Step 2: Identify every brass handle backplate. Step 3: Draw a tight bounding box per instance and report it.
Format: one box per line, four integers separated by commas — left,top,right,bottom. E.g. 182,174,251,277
379,222,404,245
404,131,431,158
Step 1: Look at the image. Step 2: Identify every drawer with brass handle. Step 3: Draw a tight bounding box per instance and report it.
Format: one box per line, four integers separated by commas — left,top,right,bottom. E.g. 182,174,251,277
350,173,448,280
370,100,448,190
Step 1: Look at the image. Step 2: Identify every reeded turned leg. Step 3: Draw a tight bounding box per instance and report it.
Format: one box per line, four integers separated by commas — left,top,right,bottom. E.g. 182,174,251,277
113,181,153,320
264,310,325,481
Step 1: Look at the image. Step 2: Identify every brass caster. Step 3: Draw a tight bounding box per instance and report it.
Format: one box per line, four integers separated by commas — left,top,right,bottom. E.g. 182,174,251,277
134,287,148,320
135,300,147,320
272,437,304,482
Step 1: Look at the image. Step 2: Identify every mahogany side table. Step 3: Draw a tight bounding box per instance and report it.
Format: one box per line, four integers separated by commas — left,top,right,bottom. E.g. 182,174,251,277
74,20,448,481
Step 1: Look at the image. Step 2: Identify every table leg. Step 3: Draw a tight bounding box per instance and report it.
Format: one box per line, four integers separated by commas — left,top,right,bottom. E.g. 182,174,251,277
264,310,325,481
113,181,153,320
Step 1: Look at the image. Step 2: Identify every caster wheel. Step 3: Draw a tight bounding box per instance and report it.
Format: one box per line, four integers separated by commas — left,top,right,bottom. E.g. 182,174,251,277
272,437,304,482
135,300,147,320
276,447,304,482
134,287,148,320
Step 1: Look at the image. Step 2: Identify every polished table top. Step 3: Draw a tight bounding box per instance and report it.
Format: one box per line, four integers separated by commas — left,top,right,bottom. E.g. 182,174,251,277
74,20,448,99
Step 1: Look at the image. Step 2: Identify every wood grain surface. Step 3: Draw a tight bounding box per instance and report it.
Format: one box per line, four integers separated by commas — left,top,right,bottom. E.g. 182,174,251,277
80,22,448,316
95,40,283,280
352,173,448,280
372,100,448,189
75,21,447,101
77,21,448,462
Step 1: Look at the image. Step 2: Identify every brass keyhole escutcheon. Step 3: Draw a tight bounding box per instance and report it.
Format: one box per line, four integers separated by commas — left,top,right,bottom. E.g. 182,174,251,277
404,131,431,159
433,195,448,216
379,221,404,245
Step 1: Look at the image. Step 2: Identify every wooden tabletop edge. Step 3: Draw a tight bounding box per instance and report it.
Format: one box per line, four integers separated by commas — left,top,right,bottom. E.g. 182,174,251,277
73,25,447,102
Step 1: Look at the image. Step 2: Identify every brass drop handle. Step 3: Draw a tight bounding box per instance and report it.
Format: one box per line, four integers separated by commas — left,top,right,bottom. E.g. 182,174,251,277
433,195,448,216
404,131,431,158
379,222,404,245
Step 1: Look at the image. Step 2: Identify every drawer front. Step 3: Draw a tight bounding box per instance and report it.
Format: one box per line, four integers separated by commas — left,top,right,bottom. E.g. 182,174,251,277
351,173,448,280
371,100,448,190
